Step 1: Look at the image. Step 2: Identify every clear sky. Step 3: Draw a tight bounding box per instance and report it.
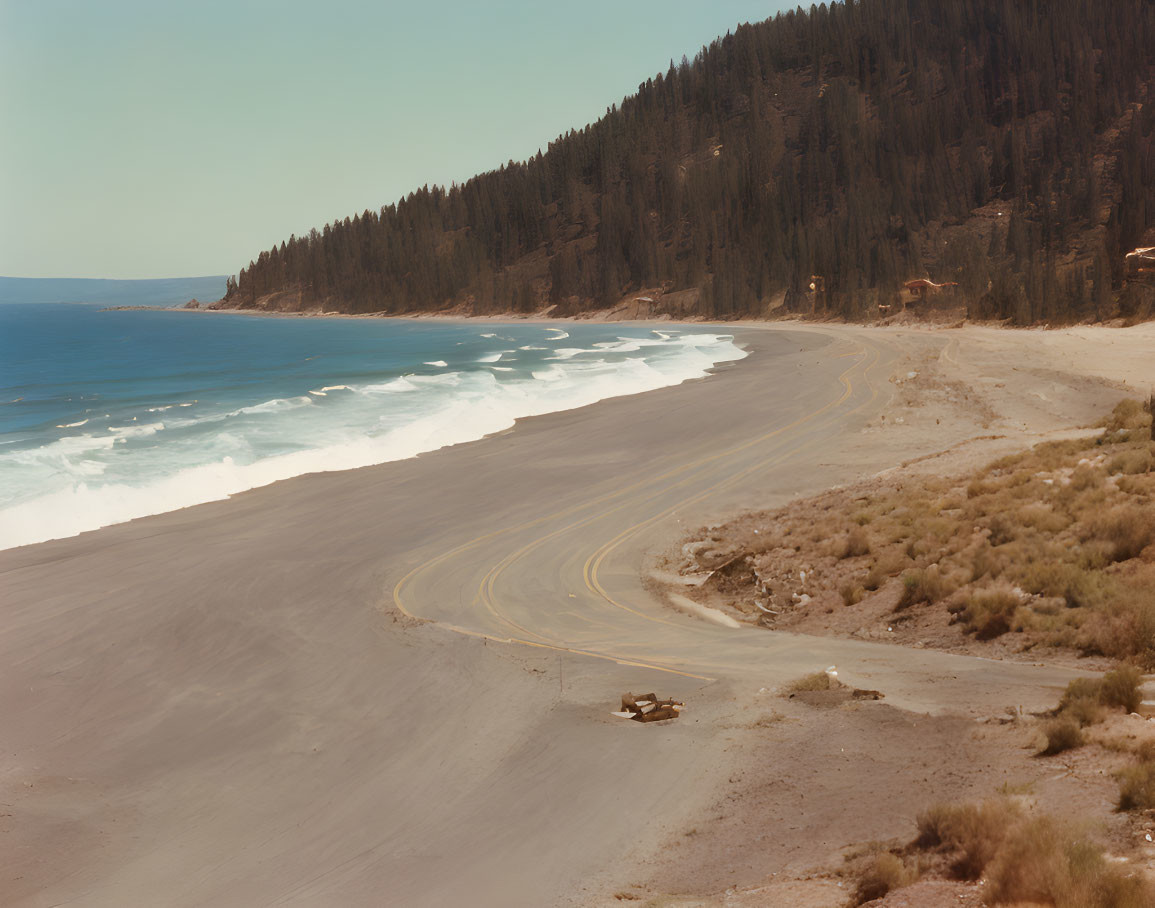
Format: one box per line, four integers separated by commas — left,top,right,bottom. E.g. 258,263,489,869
0,1,788,280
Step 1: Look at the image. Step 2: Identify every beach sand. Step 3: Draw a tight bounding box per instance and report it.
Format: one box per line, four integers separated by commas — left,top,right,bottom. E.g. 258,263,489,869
1,321,1152,906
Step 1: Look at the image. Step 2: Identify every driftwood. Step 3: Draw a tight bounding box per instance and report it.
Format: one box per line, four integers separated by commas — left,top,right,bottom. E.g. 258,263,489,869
620,692,684,722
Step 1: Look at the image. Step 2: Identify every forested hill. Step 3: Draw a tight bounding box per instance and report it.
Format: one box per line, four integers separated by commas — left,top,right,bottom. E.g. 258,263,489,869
221,0,1155,324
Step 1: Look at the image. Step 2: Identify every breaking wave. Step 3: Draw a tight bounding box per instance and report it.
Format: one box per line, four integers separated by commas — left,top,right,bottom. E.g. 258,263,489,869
0,326,745,550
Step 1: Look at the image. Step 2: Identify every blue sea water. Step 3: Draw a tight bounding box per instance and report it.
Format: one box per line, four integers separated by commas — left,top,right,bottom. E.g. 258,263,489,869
0,303,745,549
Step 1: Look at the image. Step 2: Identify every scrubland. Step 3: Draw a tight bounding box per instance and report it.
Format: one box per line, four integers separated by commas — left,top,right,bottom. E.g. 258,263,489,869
675,399,1155,667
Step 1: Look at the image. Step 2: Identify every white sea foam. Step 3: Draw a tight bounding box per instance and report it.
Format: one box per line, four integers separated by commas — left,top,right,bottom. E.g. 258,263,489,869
546,328,569,339
531,367,565,382
0,331,746,550
477,352,504,363
56,419,89,428
109,422,164,438
365,378,416,393
233,396,313,416
424,360,448,367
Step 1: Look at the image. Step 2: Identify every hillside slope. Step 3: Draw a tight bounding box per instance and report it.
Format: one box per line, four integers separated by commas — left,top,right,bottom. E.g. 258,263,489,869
221,0,1155,323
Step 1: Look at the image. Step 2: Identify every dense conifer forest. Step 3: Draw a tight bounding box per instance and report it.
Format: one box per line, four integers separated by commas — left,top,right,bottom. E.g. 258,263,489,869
222,0,1155,323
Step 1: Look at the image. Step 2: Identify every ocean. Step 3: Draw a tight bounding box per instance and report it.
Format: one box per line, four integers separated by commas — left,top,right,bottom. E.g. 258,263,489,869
0,302,746,550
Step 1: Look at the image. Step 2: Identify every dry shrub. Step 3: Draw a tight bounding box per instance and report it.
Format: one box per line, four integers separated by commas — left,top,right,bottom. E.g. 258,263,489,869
840,582,865,606
985,816,1155,907
1069,462,1104,491
783,671,838,694
1081,579,1155,667
1018,503,1071,534
914,799,1018,879
864,553,906,591
1019,562,1110,608
1118,760,1155,811
1058,666,1144,714
967,478,996,499
970,541,1005,582
1060,676,1104,707
986,512,1019,547
839,526,871,559
895,565,954,610
1109,448,1153,476
852,851,918,905
1101,665,1144,713
913,800,1155,906
961,585,1021,640
1102,398,1149,435
1059,696,1105,727
1039,717,1084,755
1092,506,1155,562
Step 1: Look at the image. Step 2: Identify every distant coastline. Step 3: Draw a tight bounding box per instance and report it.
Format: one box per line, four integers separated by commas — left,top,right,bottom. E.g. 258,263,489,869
0,275,227,307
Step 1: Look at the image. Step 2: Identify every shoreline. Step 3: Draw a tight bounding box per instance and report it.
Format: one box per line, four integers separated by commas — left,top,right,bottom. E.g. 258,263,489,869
0,321,749,553
2,321,1153,905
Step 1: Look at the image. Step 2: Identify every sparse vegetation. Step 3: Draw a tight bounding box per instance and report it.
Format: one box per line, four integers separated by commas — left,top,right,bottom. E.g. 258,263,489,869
914,799,1018,879
852,799,1155,907
1054,666,1144,725
783,671,839,695
895,566,955,610
1101,665,1145,714
840,582,865,606
681,400,1155,665
1039,717,1084,755
962,585,1022,640
1117,760,1155,812
840,527,871,559
985,815,1154,907
851,850,918,905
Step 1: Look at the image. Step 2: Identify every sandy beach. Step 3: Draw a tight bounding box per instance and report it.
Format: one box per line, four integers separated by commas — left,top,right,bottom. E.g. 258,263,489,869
2,320,1153,906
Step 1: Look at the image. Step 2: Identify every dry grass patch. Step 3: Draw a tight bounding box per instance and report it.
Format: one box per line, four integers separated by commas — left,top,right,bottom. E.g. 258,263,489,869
839,526,871,559
782,671,839,695
1039,717,1084,755
850,798,1155,907
1117,760,1155,812
850,849,919,905
961,584,1023,640
985,815,1154,907
895,565,955,610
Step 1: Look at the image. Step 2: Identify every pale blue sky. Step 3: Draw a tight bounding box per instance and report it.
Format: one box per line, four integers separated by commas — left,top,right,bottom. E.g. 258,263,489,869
0,1,787,279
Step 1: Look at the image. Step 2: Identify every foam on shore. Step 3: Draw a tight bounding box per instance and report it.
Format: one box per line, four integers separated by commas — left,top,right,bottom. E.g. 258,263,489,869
0,330,746,550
